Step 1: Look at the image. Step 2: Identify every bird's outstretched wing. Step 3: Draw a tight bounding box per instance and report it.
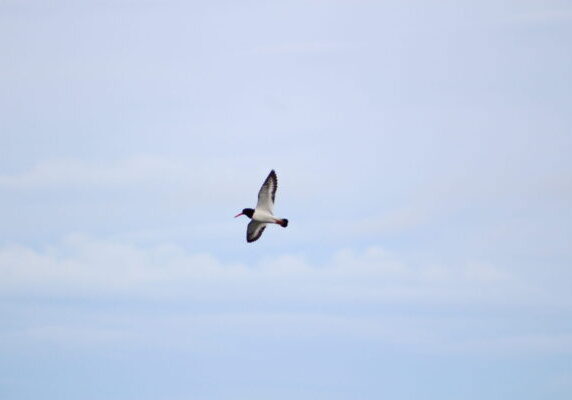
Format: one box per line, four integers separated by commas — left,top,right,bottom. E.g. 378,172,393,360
256,170,278,213
247,220,267,243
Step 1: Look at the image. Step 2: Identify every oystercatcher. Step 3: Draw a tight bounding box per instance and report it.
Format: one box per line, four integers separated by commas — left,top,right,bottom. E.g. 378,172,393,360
234,170,289,243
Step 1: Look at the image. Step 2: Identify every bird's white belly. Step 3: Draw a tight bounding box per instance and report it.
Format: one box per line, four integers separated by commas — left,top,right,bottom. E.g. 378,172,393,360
253,209,276,223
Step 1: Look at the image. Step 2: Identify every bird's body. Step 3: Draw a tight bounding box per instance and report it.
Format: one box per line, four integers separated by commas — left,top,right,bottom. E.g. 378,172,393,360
252,209,278,224
235,170,288,242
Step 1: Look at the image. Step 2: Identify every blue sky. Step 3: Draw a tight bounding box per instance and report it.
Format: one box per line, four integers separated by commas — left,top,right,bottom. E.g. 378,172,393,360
1,0,571,399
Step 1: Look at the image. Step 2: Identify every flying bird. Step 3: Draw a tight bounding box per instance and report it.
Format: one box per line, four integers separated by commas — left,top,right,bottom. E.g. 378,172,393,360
234,170,289,243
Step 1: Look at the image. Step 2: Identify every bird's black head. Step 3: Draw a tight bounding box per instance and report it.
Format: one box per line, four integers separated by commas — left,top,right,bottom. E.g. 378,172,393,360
234,208,254,219
242,208,254,218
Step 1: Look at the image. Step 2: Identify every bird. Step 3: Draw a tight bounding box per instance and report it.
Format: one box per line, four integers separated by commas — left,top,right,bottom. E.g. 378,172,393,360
234,169,289,243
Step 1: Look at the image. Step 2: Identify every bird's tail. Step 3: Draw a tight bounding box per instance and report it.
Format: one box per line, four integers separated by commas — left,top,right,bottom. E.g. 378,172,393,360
278,219,288,228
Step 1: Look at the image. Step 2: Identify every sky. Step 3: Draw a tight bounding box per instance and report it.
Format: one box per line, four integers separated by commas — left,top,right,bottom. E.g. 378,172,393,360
1,0,572,399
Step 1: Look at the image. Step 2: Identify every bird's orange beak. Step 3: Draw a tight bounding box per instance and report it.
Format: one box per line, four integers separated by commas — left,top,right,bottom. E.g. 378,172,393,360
234,212,244,218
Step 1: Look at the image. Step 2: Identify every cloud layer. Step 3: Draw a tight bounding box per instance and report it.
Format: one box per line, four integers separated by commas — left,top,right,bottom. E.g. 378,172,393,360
2,234,570,361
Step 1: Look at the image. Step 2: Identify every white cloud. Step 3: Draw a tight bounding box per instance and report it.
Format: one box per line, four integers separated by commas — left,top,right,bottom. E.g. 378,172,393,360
509,9,572,24
0,156,331,207
3,235,566,358
253,41,358,55
0,155,224,189
0,234,549,308
448,334,572,356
